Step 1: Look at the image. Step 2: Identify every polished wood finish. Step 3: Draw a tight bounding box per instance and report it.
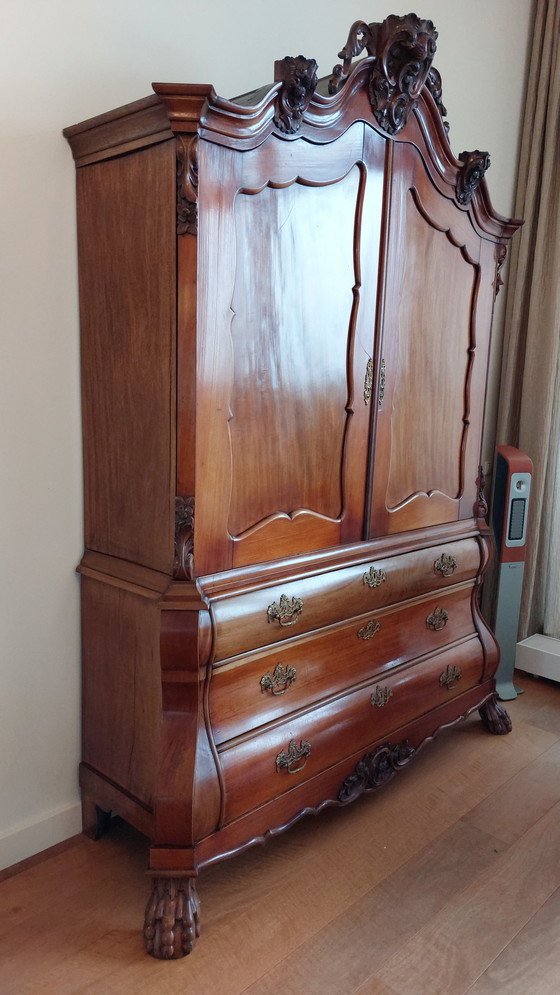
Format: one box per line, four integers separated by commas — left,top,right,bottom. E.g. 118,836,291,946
2,675,560,993
65,11,521,957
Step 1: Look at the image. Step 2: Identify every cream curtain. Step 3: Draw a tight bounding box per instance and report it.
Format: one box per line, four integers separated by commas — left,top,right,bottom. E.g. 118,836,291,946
497,0,560,638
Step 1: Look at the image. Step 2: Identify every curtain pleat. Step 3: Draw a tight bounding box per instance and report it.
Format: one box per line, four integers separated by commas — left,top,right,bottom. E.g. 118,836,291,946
496,0,560,638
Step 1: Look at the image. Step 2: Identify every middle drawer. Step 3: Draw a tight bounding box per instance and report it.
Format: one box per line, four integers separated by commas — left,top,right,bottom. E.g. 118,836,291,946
209,582,476,745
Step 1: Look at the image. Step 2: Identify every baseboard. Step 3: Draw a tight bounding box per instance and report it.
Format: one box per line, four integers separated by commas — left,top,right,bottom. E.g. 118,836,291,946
516,633,560,683
0,801,83,872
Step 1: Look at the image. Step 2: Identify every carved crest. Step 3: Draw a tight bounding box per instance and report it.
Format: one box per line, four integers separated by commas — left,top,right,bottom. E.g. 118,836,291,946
273,55,318,134
457,150,491,206
338,741,415,804
174,495,195,580
329,14,438,136
177,135,198,235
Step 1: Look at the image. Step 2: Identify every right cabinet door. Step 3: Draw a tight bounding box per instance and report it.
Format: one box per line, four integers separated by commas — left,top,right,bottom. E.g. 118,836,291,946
368,141,497,537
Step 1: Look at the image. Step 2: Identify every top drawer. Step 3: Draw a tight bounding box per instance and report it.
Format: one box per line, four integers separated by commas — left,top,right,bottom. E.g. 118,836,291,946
211,538,481,662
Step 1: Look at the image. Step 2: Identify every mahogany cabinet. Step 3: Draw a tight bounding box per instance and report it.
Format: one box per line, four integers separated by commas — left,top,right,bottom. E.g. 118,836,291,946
64,12,521,958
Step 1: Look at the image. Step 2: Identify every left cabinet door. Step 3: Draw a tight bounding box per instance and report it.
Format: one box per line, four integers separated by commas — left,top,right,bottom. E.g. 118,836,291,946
192,124,385,574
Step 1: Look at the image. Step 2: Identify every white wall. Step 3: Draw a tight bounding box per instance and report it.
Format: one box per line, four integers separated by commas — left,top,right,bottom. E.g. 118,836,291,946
0,0,533,868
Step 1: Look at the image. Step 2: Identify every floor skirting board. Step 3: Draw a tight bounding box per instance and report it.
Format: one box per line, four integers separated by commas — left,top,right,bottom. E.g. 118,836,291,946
0,801,82,871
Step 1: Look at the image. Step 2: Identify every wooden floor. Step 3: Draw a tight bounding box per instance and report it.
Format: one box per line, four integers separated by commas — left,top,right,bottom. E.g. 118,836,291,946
2,672,560,994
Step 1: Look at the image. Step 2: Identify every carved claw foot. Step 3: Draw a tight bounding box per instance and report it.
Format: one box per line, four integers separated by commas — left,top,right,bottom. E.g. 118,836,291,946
144,876,200,959
479,696,512,735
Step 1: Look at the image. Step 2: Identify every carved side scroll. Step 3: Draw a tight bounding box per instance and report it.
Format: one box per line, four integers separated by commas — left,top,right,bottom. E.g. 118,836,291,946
329,14,438,136
177,136,198,235
495,243,507,297
474,465,488,520
174,495,195,580
457,150,491,206
426,67,449,133
273,56,318,134
338,741,415,804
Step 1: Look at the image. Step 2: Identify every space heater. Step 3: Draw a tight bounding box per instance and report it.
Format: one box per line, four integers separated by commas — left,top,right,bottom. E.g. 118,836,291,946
490,445,533,699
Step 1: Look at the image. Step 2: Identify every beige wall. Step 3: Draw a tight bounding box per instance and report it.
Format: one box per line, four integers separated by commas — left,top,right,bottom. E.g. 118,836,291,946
0,0,533,867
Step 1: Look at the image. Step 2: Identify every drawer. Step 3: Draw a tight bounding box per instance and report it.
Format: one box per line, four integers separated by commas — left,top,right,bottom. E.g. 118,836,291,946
210,582,477,744
217,636,484,824
211,538,481,662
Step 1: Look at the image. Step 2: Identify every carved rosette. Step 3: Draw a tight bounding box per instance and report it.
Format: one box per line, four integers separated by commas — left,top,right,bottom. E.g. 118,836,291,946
338,741,415,804
457,150,491,206
144,877,200,959
273,55,318,135
174,495,195,580
177,135,198,235
329,14,438,136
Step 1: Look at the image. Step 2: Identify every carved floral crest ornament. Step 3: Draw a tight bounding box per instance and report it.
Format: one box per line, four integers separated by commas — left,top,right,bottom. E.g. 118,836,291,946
329,13,438,135
457,149,491,206
273,55,318,134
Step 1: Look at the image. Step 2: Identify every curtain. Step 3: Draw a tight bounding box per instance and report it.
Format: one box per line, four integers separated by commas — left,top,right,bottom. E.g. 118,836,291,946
496,0,560,638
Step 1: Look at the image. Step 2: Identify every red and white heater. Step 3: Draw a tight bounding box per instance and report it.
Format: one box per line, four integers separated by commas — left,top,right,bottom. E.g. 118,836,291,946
490,445,533,700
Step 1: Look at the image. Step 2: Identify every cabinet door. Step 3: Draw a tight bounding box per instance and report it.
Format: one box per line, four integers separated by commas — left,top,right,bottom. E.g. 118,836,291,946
368,142,495,537
194,124,384,574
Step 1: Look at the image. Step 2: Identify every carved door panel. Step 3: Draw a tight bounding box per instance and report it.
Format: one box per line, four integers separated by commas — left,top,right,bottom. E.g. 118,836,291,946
368,141,493,537
193,124,385,574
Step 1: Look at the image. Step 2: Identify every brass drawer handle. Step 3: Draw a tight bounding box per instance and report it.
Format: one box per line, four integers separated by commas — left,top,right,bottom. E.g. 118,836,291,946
439,664,462,689
363,566,387,588
275,739,311,774
378,358,386,406
358,619,381,640
260,664,297,696
370,684,393,708
434,553,458,577
267,594,303,627
426,607,448,631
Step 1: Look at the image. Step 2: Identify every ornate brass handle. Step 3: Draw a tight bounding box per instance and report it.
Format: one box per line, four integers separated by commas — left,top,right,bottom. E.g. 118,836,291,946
267,594,303,627
378,358,386,406
275,739,311,774
364,357,373,405
439,664,462,689
260,664,297,696
370,684,393,708
434,553,458,577
358,619,381,640
363,566,387,588
426,607,448,631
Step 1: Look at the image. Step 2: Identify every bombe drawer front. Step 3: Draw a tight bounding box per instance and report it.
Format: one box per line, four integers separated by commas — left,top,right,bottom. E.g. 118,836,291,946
217,636,484,825
210,582,477,744
210,539,480,662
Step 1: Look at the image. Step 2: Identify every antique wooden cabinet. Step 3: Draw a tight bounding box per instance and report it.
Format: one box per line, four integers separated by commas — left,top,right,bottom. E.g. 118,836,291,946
65,13,521,958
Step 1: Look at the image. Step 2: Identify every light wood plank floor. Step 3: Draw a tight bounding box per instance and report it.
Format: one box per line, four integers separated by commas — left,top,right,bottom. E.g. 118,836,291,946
2,671,560,994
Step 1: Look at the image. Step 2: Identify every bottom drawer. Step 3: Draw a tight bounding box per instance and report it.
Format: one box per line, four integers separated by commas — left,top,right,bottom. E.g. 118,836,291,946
218,636,484,825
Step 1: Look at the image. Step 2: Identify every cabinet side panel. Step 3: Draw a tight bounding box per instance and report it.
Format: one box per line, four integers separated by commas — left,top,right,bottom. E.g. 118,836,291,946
76,141,176,572
81,578,162,806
